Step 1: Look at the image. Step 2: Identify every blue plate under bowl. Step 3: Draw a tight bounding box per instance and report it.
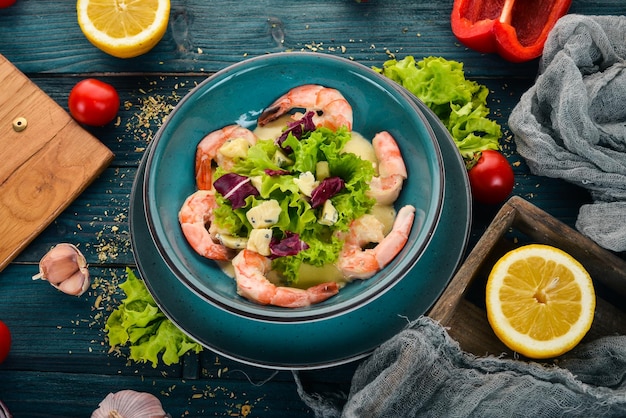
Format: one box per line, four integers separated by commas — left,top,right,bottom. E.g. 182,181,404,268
130,75,471,369
143,52,445,322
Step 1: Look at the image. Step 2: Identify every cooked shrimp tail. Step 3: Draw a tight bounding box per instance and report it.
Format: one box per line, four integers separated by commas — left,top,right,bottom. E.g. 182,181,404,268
195,125,258,190
371,205,415,268
258,84,353,131
232,249,339,308
367,131,408,206
179,189,233,261
303,282,341,304
336,205,415,279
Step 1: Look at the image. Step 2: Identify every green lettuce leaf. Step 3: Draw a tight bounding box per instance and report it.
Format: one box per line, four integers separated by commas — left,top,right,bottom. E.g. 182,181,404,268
105,268,202,368
374,55,502,165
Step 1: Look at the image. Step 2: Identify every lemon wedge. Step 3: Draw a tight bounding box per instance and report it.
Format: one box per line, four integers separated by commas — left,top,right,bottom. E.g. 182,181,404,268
77,0,170,59
486,244,595,359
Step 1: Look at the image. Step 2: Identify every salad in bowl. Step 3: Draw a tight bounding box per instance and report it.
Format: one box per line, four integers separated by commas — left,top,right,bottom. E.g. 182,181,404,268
179,84,416,308
143,52,444,322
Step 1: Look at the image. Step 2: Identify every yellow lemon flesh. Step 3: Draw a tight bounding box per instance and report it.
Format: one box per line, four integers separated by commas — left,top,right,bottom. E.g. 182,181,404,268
77,0,170,59
485,244,595,359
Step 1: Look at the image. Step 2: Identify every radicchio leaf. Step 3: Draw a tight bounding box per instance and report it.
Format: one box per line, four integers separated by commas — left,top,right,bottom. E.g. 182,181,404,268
276,111,317,150
310,176,345,208
270,232,309,257
213,173,259,209
264,168,292,176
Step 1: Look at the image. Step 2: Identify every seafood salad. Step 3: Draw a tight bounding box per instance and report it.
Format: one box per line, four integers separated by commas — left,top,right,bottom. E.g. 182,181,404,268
179,84,416,308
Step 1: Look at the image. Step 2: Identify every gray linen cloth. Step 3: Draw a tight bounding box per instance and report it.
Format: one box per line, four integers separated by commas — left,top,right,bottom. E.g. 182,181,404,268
509,14,626,252
295,316,626,417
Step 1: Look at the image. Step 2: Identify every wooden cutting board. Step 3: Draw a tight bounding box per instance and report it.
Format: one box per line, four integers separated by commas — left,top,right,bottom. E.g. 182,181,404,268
0,54,114,271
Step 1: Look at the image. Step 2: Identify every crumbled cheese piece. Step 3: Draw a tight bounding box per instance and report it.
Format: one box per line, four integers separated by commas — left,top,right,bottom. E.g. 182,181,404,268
218,137,250,160
247,229,273,256
318,199,339,226
217,234,248,250
272,149,293,167
246,200,282,228
250,175,263,192
293,171,319,197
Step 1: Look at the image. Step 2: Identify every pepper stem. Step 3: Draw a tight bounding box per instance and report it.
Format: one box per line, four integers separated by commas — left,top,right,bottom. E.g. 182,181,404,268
499,0,515,25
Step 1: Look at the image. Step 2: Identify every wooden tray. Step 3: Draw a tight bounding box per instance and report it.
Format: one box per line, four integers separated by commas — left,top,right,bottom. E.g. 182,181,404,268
428,196,626,359
0,54,114,271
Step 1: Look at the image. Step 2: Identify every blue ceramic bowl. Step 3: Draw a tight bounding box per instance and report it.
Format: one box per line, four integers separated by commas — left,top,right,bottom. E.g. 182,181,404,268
143,52,444,322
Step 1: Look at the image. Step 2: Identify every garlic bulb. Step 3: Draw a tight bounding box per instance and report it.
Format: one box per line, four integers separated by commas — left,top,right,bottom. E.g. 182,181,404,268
0,400,12,418
91,390,169,418
32,243,90,296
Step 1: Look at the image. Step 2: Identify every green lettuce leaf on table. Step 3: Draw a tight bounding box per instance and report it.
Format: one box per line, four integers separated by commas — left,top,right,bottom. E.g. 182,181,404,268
105,268,202,367
374,56,502,166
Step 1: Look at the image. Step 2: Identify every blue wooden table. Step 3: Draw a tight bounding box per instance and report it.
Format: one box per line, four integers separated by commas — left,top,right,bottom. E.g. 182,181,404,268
0,1,621,416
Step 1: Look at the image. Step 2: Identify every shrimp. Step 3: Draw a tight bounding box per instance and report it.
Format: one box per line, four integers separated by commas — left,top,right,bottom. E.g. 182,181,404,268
178,189,233,261
367,131,408,206
336,205,416,280
195,125,258,190
232,249,339,308
257,84,353,131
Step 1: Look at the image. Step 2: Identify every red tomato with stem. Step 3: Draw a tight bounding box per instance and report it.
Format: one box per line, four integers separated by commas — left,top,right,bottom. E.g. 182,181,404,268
0,0,16,8
0,320,11,364
468,150,514,205
68,78,120,126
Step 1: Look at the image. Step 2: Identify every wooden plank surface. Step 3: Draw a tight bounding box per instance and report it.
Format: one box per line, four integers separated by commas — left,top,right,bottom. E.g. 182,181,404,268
0,1,619,76
1,0,624,416
0,264,350,416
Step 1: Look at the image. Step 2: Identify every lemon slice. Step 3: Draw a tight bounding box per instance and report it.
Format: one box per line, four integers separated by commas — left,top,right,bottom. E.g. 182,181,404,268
77,0,170,59
486,244,595,359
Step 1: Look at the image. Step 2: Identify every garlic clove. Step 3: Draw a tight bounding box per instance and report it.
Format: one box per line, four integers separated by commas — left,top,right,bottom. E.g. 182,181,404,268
37,244,83,284
91,390,169,418
33,243,90,296
57,268,90,296
0,400,12,418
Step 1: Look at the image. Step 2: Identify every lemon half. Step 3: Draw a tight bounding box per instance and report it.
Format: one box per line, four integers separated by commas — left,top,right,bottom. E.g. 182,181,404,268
486,244,595,359
77,0,170,59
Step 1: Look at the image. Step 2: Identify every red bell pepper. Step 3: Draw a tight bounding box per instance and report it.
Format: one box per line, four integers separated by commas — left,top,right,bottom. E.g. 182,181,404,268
451,0,572,62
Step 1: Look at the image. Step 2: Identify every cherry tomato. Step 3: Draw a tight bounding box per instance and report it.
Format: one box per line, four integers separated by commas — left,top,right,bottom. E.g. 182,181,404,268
0,0,17,8
0,320,11,364
468,150,514,205
68,78,120,126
